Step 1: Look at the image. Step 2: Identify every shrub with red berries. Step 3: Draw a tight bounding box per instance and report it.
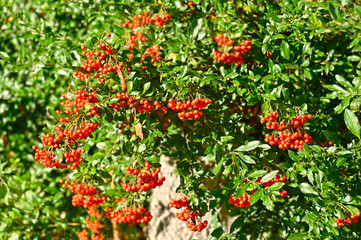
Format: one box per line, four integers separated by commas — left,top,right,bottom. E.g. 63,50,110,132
12,1,360,240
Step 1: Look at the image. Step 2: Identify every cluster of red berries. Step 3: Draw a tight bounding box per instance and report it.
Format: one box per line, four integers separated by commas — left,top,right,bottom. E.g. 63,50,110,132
212,35,252,66
261,112,286,130
105,206,153,225
169,197,189,208
262,111,314,151
96,42,114,54
126,32,148,51
87,206,102,219
335,211,361,227
77,226,104,240
72,195,107,209
212,34,234,46
169,196,208,232
61,90,99,116
290,114,313,128
229,193,251,208
78,43,124,85
32,148,58,168
77,229,89,240
265,130,313,150
60,180,98,195
85,218,103,234
110,93,155,114
33,146,84,170
233,40,253,54
54,122,99,142
40,133,61,148
141,45,162,63
122,12,170,29
74,71,90,81
213,51,245,66
122,162,166,192
167,97,212,120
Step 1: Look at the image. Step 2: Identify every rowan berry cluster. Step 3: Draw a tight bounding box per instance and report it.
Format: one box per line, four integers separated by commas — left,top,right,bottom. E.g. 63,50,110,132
77,229,89,240
72,195,107,209
60,180,98,195
122,162,166,192
141,45,162,63
229,193,251,208
167,97,212,120
126,32,148,51
289,114,313,129
262,111,314,151
169,196,208,232
335,211,361,227
169,197,188,208
261,111,286,130
87,206,103,219
122,12,170,29
105,206,153,225
85,218,103,234
77,221,104,240
212,34,234,46
110,93,155,114
61,90,99,115
213,35,252,66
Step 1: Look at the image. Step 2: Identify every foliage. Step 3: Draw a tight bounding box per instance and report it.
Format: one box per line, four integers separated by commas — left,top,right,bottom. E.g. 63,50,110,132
1,0,361,239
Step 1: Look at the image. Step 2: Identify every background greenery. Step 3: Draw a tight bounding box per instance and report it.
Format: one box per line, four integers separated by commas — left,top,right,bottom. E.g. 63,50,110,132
1,0,361,239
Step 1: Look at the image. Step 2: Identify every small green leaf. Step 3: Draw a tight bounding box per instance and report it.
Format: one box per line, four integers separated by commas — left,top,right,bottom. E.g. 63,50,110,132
235,141,260,151
344,109,361,139
250,189,263,205
269,182,284,191
235,183,250,199
249,170,267,178
142,82,151,94
299,183,318,195
0,51,10,59
280,41,290,60
260,170,278,183
237,152,256,164
0,185,7,199
48,108,60,120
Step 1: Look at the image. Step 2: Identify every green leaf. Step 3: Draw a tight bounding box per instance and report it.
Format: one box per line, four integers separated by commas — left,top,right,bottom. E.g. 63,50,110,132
235,141,260,151
260,170,278,183
235,183,250,199
344,109,361,139
142,82,151,94
0,185,7,199
181,66,188,78
249,170,267,178
299,183,318,195
221,136,234,142
289,150,301,161
0,51,10,59
48,108,60,121
237,152,256,164
280,41,290,60
250,189,263,205
269,182,284,191
288,232,309,240
335,75,353,89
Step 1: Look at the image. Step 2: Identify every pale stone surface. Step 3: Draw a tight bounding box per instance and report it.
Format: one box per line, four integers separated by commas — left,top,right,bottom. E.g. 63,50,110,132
148,155,212,240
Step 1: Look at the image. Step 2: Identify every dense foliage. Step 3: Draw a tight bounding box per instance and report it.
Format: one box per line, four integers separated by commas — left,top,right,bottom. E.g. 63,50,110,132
2,0,361,239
